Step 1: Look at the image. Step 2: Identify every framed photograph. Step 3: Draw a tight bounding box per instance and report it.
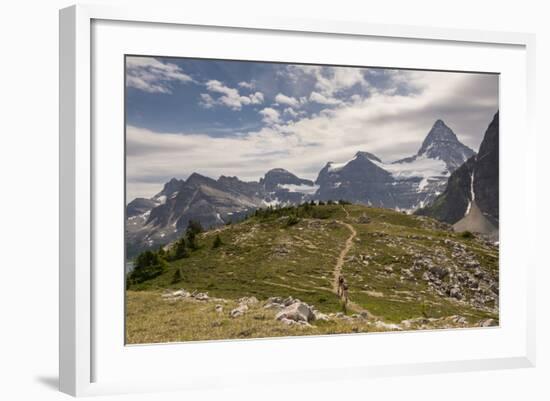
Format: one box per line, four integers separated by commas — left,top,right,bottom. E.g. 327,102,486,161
59,4,536,396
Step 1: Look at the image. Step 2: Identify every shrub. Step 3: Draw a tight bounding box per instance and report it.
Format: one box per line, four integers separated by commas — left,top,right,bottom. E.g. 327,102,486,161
460,230,474,239
286,215,300,227
212,234,223,249
312,208,331,219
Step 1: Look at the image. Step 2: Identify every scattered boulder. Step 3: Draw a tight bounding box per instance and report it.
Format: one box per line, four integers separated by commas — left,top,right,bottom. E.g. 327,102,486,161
194,292,209,301
479,318,498,327
449,287,463,300
215,304,224,313
264,296,301,310
238,296,259,306
313,310,330,321
430,266,449,279
230,304,248,318
374,321,401,331
451,315,468,325
161,289,191,299
275,302,315,323
357,213,371,224
279,317,311,327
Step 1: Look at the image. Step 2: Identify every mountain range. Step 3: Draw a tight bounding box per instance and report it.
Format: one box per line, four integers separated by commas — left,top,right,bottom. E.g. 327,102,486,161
126,117,497,257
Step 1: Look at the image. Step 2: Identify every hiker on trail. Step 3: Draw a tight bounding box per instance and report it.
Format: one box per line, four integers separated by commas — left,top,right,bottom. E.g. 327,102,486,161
341,281,349,309
337,275,345,297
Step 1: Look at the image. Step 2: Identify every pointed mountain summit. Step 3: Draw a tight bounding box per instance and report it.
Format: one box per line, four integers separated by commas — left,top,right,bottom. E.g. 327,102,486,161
419,120,476,169
396,120,475,172
418,120,461,153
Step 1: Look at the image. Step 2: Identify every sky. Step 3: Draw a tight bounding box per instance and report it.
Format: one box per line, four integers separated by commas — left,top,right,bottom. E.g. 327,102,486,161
126,56,499,201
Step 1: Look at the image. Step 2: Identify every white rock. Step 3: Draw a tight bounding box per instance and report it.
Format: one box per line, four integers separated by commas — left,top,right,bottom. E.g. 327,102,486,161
313,310,330,321
230,304,248,318
194,292,209,301
161,289,191,299
238,296,259,306
275,302,315,323
263,302,283,310
375,321,402,331
215,305,223,313
479,318,498,327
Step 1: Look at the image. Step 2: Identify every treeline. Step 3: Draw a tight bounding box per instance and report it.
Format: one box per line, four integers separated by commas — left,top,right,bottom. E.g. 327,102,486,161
253,199,351,224
127,220,222,287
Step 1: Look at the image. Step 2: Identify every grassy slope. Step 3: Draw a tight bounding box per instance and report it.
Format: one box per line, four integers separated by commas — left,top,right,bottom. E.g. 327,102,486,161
127,204,498,343
126,291,385,344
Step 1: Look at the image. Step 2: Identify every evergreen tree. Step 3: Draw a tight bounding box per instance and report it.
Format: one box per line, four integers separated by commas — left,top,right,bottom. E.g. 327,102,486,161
129,250,166,284
171,268,183,284
187,220,203,235
186,220,203,250
172,237,188,260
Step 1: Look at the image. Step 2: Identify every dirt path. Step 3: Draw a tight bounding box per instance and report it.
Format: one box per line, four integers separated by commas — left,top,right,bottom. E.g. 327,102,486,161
331,219,357,293
330,206,378,317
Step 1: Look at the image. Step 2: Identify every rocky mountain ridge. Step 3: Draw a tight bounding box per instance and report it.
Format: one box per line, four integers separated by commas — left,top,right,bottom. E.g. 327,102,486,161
126,118,490,256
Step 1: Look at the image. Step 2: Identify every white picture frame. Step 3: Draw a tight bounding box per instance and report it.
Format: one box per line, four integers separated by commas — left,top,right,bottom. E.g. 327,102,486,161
59,4,536,397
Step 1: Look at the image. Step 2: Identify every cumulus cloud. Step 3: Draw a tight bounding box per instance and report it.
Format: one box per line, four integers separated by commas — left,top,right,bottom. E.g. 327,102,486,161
199,93,216,109
287,65,369,97
274,93,301,108
202,80,264,110
126,57,194,94
309,91,343,105
127,69,498,199
238,81,255,89
283,107,299,118
259,107,281,125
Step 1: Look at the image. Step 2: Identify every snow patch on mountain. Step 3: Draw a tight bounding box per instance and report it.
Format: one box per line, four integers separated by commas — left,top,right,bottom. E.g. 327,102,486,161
371,154,449,182
278,183,319,194
327,159,352,172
